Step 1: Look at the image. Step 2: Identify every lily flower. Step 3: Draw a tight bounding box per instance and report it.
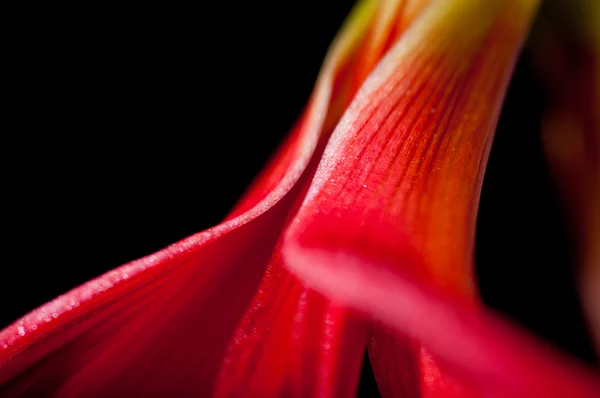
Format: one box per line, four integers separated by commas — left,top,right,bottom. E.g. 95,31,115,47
284,1,600,397
1,1,600,397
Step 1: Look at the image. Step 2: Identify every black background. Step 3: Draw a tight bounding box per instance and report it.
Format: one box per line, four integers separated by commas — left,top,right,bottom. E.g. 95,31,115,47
2,1,597,394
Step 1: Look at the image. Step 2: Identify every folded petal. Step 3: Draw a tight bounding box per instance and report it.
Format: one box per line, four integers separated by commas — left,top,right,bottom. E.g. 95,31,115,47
350,0,431,98
227,0,433,223
0,1,379,396
225,0,377,220
214,249,367,398
286,0,540,297
215,2,440,395
280,0,599,396
0,200,296,396
368,329,478,398
286,261,600,397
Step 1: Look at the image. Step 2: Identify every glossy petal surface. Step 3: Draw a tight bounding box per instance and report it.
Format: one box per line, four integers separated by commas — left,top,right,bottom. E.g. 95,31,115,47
0,1,377,396
214,250,366,398
280,0,600,396
286,0,539,296
215,1,435,395
0,198,295,396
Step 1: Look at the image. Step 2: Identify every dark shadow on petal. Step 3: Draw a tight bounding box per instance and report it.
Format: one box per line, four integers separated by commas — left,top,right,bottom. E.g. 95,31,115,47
358,350,382,398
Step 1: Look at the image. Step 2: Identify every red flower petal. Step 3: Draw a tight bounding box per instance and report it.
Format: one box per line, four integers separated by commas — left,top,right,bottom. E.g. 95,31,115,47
214,2,438,395
214,250,366,398
0,199,294,396
225,0,379,220
280,256,600,397
350,0,430,99
0,1,388,395
368,329,478,398
279,1,598,396
285,0,538,298
228,0,431,223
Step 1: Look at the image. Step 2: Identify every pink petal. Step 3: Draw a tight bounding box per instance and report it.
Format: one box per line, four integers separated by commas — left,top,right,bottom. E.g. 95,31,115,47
280,253,600,397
